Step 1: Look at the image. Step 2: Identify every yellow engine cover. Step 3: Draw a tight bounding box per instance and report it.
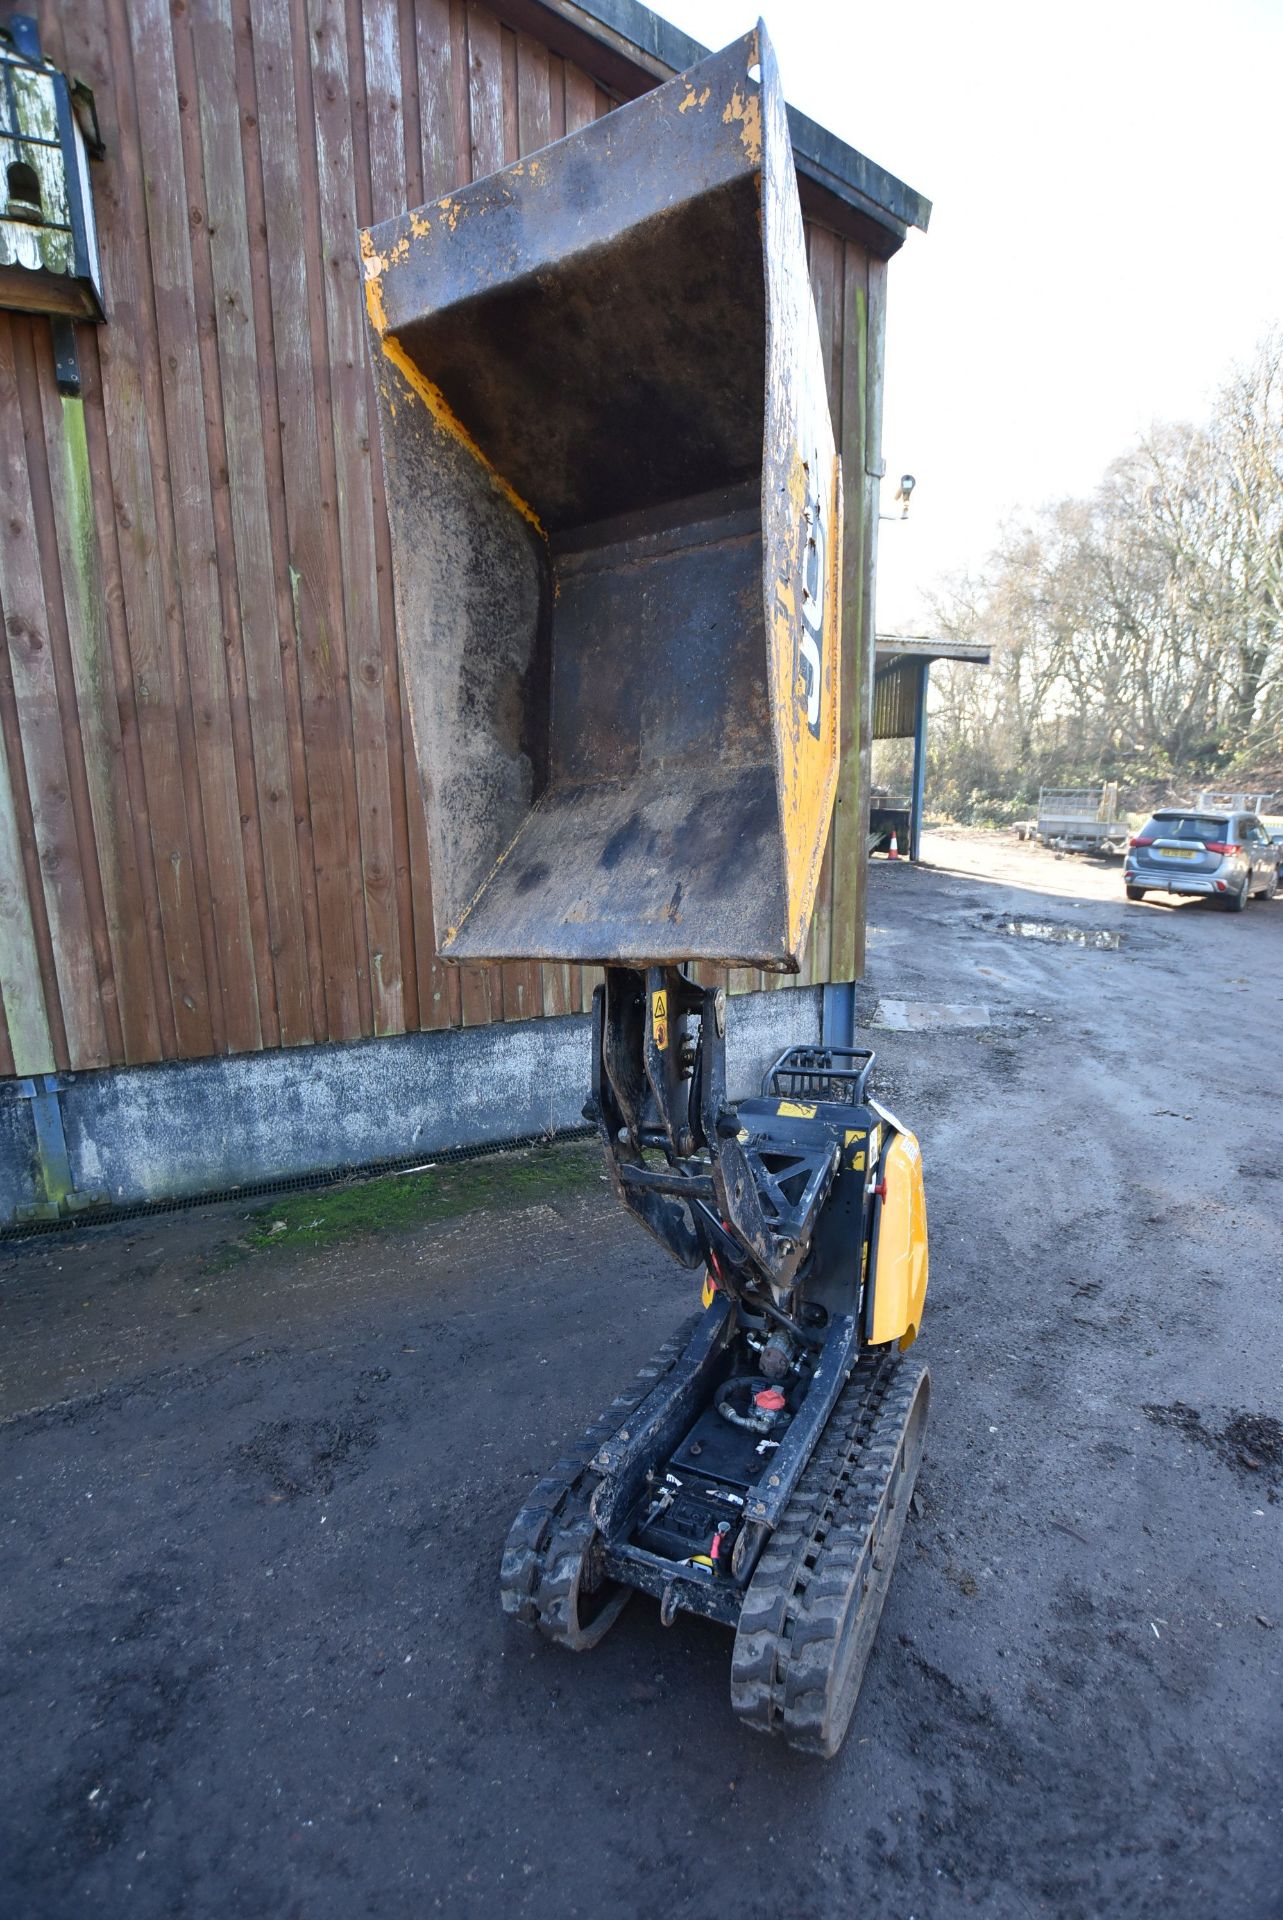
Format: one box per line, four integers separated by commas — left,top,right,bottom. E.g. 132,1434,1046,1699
869,1131,928,1350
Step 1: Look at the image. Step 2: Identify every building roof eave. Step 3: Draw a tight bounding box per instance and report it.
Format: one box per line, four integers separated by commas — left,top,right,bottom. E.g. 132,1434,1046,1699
510,0,931,255
876,636,993,666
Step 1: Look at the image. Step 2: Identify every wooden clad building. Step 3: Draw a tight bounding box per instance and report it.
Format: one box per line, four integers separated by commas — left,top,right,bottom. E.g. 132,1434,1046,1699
0,0,927,1095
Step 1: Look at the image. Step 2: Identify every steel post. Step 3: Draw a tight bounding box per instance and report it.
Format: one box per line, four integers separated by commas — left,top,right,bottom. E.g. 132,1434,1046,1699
909,657,930,861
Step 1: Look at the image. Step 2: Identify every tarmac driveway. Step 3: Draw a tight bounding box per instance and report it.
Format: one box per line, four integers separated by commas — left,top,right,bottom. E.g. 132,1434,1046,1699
2,829,1280,1919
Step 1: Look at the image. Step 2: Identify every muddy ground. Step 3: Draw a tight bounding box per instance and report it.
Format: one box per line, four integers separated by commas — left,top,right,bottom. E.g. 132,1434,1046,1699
2,829,1280,1919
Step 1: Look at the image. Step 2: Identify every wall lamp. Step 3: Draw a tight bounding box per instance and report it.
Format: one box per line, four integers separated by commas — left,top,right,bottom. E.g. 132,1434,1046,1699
880,473,916,522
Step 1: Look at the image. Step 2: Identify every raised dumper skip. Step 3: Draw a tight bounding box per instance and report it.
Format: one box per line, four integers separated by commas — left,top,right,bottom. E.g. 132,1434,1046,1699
361,21,930,1757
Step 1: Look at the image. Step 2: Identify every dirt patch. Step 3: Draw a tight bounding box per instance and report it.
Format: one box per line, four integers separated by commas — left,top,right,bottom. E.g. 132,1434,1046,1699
1222,1412,1283,1474
1143,1401,1283,1488
235,1412,379,1500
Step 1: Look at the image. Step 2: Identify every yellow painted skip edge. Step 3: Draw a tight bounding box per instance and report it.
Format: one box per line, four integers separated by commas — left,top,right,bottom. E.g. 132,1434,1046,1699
361,238,545,539
720,84,763,164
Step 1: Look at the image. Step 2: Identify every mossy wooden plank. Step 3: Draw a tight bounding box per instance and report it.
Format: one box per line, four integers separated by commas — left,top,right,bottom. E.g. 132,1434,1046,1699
0,314,108,1068
0,712,54,1075
40,377,162,1063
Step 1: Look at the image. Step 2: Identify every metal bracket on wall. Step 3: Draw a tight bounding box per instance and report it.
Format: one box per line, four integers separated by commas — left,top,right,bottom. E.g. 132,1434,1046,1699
13,1074,107,1221
51,318,81,395
8,12,41,59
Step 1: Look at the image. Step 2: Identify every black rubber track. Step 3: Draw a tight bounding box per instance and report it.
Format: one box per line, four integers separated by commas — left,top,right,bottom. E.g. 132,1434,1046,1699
499,1313,703,1649
730,1352,930,1757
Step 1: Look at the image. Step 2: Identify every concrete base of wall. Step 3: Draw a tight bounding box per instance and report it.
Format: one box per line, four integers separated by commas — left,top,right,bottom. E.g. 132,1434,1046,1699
0,987,823,1225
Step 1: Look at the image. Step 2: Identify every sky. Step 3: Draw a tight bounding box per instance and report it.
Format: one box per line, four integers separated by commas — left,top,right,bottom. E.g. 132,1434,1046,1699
650,0,1283,630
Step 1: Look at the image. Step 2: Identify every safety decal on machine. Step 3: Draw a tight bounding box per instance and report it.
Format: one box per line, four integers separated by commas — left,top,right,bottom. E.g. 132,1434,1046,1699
652,989,668,1050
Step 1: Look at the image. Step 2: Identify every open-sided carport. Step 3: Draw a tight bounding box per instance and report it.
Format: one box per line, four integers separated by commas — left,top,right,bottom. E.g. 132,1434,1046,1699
871,635,991,859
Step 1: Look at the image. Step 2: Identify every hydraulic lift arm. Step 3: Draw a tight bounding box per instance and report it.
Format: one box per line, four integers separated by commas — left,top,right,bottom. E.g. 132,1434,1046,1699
587,965,840,1298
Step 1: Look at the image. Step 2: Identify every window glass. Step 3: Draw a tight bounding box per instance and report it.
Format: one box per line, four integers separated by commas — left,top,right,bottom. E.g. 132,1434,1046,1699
1143,815,1227,843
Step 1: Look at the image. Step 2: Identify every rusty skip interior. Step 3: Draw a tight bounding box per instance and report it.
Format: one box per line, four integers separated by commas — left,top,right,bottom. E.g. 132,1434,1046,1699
364,29,831,970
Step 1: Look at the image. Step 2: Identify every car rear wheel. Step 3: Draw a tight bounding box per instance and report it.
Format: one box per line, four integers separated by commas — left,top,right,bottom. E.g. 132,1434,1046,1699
1223,874,1250,913
1125,885,1147,902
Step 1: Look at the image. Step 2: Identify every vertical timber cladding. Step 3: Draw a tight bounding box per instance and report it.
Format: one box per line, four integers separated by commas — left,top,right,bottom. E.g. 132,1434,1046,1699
0,0,891,1080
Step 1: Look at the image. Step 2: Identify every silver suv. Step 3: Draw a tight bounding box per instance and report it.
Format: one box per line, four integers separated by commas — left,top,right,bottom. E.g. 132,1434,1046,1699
1125,809,1279,910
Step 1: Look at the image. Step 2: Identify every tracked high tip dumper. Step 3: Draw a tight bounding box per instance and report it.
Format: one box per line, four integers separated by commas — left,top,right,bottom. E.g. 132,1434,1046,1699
361,22,929,1758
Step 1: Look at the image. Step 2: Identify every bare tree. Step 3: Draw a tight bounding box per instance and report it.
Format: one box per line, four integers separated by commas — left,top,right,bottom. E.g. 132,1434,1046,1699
923,330,1283,817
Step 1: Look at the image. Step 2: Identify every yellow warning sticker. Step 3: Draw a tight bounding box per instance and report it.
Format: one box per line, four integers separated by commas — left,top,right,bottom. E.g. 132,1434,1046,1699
777,1099,816,1119
701,1274,716,1309
652,989,668,1050
844,1128,866,1170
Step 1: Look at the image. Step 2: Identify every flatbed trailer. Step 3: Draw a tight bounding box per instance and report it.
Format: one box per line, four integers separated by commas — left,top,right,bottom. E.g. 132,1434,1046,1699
1021,784,1128,852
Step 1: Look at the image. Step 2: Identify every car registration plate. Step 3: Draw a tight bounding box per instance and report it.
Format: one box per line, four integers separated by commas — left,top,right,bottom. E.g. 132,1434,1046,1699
1162,848,1197,859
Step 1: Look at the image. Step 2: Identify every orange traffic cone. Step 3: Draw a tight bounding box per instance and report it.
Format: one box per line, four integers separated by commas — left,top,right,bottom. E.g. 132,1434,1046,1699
888,829,899,859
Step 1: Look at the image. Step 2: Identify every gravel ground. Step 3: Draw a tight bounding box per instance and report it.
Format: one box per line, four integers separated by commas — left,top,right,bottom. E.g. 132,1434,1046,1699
1,828,1280,1919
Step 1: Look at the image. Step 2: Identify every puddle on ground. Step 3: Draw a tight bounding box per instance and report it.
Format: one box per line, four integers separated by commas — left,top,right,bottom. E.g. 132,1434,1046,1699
873,1000,990,1030
997,917,1121,950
